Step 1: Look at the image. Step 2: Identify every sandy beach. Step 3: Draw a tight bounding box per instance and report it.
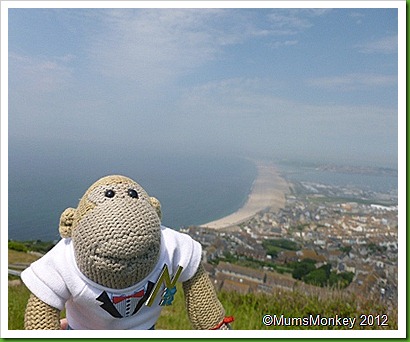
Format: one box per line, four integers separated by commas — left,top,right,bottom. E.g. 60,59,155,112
201,161,289,229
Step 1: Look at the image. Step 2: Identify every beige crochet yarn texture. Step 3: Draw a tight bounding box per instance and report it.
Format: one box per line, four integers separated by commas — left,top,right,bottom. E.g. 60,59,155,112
71,176,161,289
24,175,231,330
25,294,61,330
183,263,226,329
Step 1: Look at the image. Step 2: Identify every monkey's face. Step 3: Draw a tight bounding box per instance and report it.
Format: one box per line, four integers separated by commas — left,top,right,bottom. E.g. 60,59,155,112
71,176,161,289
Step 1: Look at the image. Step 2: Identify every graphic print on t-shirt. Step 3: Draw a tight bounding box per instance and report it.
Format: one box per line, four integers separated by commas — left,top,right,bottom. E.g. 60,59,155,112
96,282,154,318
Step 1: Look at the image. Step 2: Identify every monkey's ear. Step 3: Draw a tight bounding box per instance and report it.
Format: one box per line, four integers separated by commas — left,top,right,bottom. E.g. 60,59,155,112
59,208,76,238
149,197,162,221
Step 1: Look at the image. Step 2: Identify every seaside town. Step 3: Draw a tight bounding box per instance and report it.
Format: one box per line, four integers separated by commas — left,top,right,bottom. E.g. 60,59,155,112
181,168,399,311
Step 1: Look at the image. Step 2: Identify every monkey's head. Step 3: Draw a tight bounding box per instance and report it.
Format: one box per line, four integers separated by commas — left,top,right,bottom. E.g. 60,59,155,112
59,175,162,289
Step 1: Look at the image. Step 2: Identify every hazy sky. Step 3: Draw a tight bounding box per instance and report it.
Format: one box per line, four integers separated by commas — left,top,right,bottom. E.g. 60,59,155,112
7,4,401,167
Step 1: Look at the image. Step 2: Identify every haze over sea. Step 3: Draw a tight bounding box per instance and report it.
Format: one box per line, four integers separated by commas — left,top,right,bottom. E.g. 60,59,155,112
8,140,259,241
8,139,397,242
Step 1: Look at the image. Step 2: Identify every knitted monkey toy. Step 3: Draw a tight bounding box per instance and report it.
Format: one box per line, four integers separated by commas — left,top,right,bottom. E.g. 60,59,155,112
21,175,233,330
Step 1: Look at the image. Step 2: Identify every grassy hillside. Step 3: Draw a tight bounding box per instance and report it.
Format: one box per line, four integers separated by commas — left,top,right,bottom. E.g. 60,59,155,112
9,249,41,265
8,249,397,330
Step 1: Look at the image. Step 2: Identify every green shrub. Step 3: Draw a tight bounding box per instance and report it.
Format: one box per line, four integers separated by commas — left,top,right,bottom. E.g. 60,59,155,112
291,259,316,280
303,268,328,286
262,239,300,253
8,241,28,253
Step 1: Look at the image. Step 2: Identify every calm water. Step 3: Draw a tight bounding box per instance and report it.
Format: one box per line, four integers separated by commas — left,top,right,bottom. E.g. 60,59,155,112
8,141,257,241
278,162,398,194
8,140,398,242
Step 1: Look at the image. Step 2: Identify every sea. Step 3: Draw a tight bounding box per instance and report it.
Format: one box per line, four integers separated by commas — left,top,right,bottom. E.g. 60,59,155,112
277,162,398,195
8,141,257,241
8,141,398,242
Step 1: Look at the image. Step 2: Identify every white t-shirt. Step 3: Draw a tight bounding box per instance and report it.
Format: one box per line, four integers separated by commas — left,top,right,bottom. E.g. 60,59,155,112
21,226,202,330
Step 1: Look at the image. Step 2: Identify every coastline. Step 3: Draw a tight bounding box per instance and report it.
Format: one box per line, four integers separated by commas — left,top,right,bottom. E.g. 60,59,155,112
200,161,289,229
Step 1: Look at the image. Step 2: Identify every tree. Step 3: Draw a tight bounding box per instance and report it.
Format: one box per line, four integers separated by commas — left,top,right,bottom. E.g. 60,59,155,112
292,259,316,280
303,268,328,287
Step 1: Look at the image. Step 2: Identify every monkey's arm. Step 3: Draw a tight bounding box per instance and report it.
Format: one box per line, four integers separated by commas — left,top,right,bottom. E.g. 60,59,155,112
182,263,233,330
24,293,61,330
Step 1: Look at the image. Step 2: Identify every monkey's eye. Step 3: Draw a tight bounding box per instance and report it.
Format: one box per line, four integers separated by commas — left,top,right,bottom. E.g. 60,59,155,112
128,189,138,198
105,189,115,198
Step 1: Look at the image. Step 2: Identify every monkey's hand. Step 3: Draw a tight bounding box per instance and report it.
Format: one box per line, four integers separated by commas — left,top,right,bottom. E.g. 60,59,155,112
182,263,233,330
24,293,61,330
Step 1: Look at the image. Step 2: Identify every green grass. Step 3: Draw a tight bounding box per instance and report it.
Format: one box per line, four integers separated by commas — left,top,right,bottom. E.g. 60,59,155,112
9,240,56,254
9,282,397,330
156,283,191,329
8,249,40,264
218,290,397,330
8,283,31,330
8,249,397,330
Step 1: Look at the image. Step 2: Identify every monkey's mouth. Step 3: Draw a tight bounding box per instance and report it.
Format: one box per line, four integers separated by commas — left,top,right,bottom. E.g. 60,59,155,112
93,251,151,264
